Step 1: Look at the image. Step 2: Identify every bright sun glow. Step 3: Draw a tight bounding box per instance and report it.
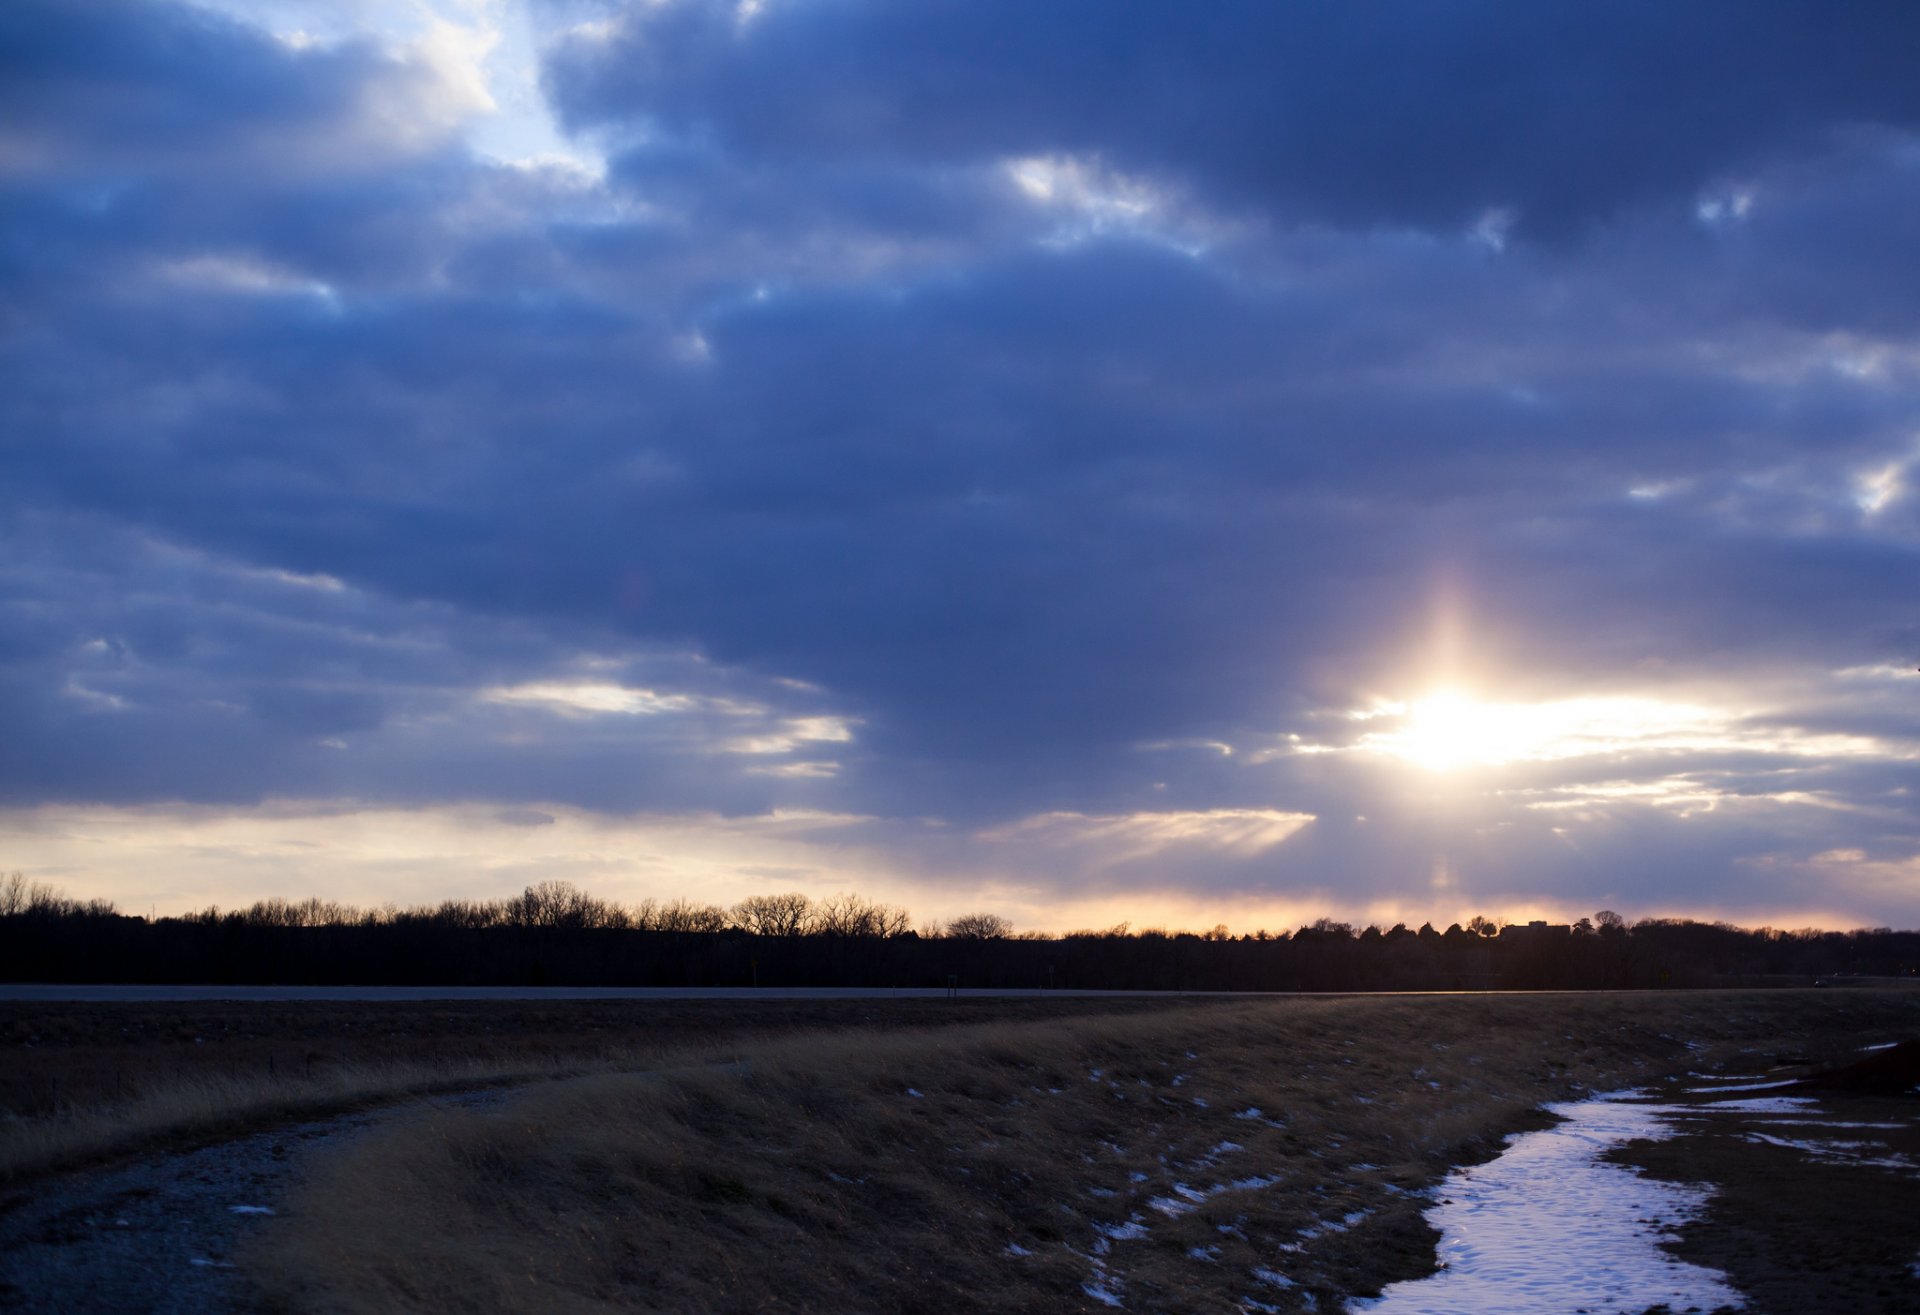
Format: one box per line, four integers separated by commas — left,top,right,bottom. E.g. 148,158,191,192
1387,691,1543,770
1349,689,1862,772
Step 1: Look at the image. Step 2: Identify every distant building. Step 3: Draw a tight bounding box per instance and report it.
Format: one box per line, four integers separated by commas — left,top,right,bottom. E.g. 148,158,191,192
1502,919,1571,939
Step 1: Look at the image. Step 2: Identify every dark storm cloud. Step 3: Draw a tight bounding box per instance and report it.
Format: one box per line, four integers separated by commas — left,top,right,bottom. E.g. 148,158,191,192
0,0,380,169
552,0,1920,238
3,0,1919,919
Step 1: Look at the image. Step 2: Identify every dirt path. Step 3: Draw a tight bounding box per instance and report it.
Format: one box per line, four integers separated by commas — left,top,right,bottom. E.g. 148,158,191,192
0,1086,521,1314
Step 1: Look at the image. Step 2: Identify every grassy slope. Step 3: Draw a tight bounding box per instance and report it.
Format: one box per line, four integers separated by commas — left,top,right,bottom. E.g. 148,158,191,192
250,990,1920,1315
0,998,1192,1186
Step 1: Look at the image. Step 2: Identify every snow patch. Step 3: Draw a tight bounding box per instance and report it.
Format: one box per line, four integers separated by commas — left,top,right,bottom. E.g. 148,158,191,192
1280,1208,1372,1251
1697,1096,1817,1115
1744,1132,1920,1174
1353,1094,1743,1315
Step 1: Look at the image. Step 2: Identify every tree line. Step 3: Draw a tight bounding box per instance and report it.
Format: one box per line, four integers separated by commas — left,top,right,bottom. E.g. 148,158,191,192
1,874,1915,991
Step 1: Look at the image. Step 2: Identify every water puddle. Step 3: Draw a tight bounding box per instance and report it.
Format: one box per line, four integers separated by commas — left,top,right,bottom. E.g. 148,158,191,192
1354,1093,1742,1315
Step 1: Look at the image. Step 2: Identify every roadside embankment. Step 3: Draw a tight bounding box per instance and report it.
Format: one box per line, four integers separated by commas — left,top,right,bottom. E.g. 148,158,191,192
249,989,1919,1314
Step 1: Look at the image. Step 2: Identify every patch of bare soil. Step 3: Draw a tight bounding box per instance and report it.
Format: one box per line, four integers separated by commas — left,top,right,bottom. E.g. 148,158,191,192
1614,1086,1920,1312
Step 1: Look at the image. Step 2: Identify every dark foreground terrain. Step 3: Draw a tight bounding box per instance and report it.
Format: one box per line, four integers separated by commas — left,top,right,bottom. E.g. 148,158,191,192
2,989,1916,1313
1617,1042,1920,1315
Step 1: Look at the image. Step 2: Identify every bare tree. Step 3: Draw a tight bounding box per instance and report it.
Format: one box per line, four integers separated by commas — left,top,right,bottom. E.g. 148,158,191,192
815,892,912,937
506,880,628,930
944,912,1013,940
653,898,731,934
241,897,359,927
0,874,114,919
734,892,814,937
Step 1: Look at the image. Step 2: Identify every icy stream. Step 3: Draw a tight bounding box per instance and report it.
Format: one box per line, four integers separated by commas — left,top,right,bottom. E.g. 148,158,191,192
1353,1093,1742,1315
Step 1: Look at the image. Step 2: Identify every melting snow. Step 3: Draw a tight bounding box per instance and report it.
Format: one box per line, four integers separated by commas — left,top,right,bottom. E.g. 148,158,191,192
1279,1208,1372,1251
1150,1174,1282,1217
1352,1094,1744,1315
1744,1132,1920,1174
1698,1096,1817,1115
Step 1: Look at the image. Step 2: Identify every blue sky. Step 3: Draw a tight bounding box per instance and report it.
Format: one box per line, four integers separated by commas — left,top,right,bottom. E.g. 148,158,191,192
3,0,1918,930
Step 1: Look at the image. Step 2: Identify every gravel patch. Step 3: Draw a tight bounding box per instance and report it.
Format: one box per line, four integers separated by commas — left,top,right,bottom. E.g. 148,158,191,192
0,1086,516,1313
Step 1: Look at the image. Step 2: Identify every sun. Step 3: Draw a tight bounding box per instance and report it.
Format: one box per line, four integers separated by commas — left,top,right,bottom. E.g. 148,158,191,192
1354,687,1762,773
1394,692,1515,770
1365,689,1559,771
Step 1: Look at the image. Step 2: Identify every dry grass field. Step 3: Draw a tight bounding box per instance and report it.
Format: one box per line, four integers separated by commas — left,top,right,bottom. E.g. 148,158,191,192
0,996,1195,1186
247,989,1920,1314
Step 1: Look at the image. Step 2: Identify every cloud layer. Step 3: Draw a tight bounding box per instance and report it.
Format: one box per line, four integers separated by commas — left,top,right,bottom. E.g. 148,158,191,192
3,0,1917,925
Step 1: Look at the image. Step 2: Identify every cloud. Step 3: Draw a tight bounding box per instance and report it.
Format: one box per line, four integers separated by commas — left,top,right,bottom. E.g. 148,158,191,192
550,0,1920,239
2,0,1918,925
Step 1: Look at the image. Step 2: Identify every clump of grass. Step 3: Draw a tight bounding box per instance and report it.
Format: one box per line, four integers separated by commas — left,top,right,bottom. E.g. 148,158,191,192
249,990,1920,1314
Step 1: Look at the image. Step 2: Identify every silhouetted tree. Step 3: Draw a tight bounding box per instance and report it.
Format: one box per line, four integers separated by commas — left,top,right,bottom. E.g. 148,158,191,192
734,892,815,937
944,912,1014,939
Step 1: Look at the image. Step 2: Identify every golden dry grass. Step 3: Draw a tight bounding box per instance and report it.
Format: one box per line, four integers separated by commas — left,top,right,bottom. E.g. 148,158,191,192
249,989,1920,1314
0,996,1192,1185
0,1046,676,1186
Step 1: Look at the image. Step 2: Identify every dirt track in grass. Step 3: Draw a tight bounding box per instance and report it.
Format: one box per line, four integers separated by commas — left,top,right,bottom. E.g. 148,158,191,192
0,995,1199,1184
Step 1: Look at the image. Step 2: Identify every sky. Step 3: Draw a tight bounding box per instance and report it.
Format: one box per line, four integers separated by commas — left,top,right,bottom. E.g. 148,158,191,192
3,0,1918,932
